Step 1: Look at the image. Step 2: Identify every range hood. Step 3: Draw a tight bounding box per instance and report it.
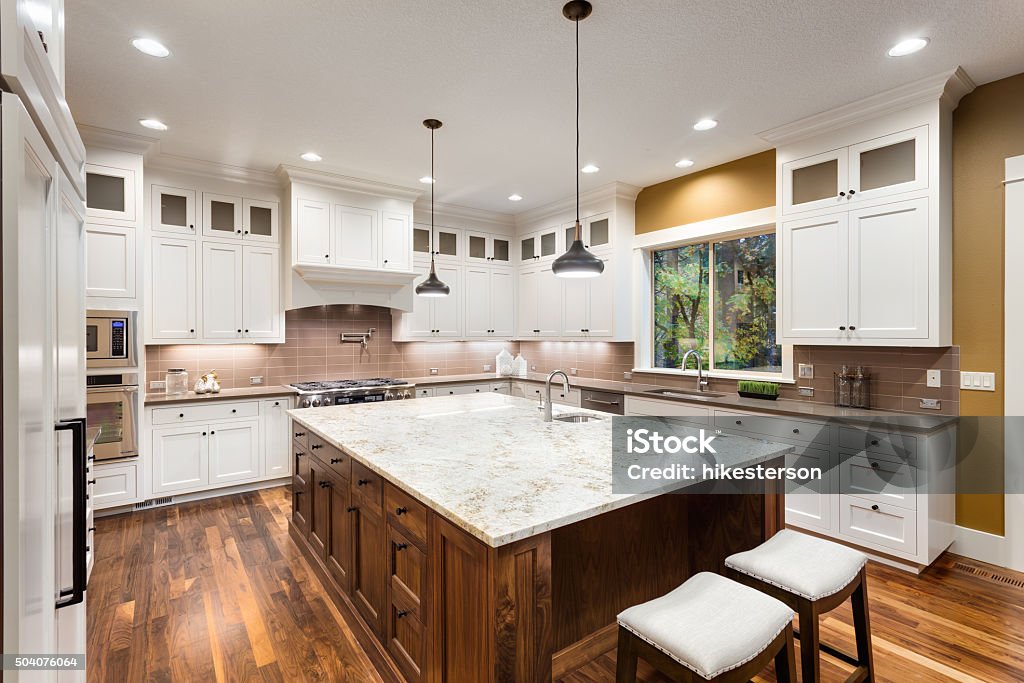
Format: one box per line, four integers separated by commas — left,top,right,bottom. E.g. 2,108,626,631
286,265,417,312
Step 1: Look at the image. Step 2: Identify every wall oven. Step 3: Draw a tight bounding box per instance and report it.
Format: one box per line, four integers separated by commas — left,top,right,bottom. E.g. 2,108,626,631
86,372,140,462
86,309,137,368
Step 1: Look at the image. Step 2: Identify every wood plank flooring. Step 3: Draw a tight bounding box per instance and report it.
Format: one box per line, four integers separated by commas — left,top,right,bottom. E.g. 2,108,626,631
88,486,1024,682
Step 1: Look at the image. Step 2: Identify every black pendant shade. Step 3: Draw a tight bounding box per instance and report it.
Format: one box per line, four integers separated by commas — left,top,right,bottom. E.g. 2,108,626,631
553,0,604,279
416,118,451,297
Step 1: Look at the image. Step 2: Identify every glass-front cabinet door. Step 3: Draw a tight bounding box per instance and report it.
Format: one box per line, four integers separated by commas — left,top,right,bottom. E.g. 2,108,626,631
538,226,558,261
847,126,928,205
520,233,538,262
466,232,512,264
86,163,136,223
151,185,196,235
782,149,849,215
586,213,611,250
202,192,243,239
413,225,432,257
243,199,279,243
433,227,460,262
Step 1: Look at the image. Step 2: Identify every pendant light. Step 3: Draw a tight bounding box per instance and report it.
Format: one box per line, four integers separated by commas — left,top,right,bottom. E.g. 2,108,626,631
552,0,605,279
415,118,451,297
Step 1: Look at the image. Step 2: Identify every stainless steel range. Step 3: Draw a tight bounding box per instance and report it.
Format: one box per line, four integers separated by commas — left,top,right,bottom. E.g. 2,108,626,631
290,378,416,408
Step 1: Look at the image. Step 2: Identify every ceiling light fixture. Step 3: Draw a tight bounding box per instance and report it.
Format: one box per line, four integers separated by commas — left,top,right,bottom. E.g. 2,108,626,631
131,38,170,58
419,176,435,184
693,118,718,131
138,118,168,131
675,158,695,168
300,152,322,162
415,119,451,298
887,37,929,57
553,0,605,280
508,194,523,202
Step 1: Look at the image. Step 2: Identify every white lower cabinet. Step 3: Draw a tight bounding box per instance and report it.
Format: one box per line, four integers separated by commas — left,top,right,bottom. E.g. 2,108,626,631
261,398,291,478
152,424,209,494
784,446,833,532
208,420,260,485
91,461,141,508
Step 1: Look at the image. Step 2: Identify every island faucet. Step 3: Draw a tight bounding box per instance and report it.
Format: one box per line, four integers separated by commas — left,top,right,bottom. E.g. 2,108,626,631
543,369,570,422
680,349,710,392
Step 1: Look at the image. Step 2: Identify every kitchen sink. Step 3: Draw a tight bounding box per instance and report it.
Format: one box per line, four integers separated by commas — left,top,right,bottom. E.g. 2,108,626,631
642,388,726,399
553,413,605,424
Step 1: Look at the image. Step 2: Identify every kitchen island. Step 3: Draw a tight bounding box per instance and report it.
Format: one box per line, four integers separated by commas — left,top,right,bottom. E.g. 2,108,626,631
287,394,793,683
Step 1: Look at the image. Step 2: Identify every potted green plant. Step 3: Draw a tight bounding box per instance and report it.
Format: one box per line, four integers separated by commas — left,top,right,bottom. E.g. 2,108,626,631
737,380,780,401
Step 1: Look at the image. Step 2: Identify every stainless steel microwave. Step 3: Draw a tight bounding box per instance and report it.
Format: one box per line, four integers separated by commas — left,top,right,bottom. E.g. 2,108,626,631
86,310,137,369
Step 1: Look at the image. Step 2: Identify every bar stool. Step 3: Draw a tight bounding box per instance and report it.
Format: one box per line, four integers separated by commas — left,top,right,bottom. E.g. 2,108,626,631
615,572,797,682
725,529,874,683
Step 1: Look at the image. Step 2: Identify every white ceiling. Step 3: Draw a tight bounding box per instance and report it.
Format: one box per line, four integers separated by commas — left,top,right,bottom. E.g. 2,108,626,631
66,0,1024,214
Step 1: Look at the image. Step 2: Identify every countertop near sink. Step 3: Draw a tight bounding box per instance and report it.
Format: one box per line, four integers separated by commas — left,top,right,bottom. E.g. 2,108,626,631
144,385,296,406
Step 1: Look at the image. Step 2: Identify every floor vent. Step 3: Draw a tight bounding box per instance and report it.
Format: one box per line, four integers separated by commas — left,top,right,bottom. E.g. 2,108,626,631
133,496,175,511
953,561,1024,589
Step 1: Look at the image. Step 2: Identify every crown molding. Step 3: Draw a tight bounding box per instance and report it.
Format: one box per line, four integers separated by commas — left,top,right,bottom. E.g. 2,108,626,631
759,67,977,146
78,124,158,155
514,181,642,226
147,153,280,188
413,199,515,229
277,164,423,201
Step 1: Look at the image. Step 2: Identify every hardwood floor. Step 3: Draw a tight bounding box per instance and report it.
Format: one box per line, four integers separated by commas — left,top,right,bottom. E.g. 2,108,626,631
88,487,1024,682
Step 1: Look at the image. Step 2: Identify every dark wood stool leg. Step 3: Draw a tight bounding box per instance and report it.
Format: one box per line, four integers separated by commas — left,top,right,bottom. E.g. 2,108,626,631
615,626,639,683
798,599,820,683
774,623,798,683
851,567,875,682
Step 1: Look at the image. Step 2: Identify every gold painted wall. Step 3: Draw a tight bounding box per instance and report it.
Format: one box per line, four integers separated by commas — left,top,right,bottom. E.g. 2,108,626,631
635,150,776,233
951,72,1024,535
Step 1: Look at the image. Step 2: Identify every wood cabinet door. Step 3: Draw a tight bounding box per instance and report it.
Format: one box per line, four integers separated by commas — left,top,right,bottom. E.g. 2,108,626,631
150,237,197,340
351,503,386,637
308,461,332,560
295,198,331,264
207,419,260,485
780,211,849,340
292,450,311,535
201,241,243,340
327,477,353,592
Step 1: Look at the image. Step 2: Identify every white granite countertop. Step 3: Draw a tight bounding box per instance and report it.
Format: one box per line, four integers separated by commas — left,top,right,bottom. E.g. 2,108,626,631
289,394,794,547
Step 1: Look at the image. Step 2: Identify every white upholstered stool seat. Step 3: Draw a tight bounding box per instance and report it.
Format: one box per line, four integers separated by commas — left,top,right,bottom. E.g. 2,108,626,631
616,572,795,680
725,529,867,601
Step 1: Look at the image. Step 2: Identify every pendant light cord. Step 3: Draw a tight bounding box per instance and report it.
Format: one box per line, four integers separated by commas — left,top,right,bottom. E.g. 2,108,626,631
430,127,436,267
575,16,581,237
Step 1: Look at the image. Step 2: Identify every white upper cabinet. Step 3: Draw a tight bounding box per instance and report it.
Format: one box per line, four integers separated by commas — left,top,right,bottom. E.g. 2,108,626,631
781,213,849,340
380,211,411,271
295,198,331,263
150,237,198,341
518,225,558,264
562,213,612,254
202,192,243,239
85,223,136,300
466,232,512,265
243,198,279,243
201,242,243,339
151,185,197,235
465,266,515,338
490,269,515,337
242,245,282,339
413,224,460,262
399,260,463,338
86,163,137,223
516,266,540,338
333,205,378,268
560,256,613,338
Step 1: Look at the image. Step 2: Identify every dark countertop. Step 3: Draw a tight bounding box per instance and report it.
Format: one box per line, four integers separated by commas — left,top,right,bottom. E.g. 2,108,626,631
145,385,296,406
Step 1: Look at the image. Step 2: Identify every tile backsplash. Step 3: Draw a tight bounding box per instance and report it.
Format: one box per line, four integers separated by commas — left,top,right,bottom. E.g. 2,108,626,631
145,305,959,415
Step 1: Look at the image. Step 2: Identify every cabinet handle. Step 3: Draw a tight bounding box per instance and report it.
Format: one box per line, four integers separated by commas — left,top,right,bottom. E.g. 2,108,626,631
295,452,303,458
383,259,388,264
244,230,249,235
792,428,800,434
295,432,306,438
236,229,241,234
839,191,846,197
396,543,408,551
396,506,408,516
839,326,846,331
87,479,96,486
231,409,237,413
189,224,194,230
210,431,215,435
871,504,879,511
274,401,280,406
870,439,880,446
871,462,879,469
244,329,249,333
311,444,323,450
396,610,410,619
849,326,856,331
346,506,357,512
330,457,343,464
319,480,331,488
735,420,742,425
237,329,242,333
357,479,370,486
190,329,195,334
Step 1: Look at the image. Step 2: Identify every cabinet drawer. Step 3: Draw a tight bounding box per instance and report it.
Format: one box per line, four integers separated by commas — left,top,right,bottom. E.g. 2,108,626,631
784,446,833,532
839,427,916,462
91,462,140,508
624,397,711,423
839,454,917,510
291,422,309,449
415,387,435,398
319,445,351,481
714,410,829,447
520,384,582,407
307,432,334,459
385,483,428,546
152,400,259,425
351,460,383,511
839,495,917,555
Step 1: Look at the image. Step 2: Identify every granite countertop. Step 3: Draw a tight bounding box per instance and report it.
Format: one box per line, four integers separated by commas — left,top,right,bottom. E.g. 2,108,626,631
144,385,296,406
289,394,794,547
405,372,955,433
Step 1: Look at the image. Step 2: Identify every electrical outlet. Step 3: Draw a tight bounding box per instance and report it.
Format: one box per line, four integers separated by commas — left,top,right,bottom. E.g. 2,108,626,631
623,371,633,380
483,364,493,372
798,364,814,379
430,368,439,375
570,367,578,376
150,380,166,391
960,371,996,391
919,398,942,410
926,369,941,388
798,386,814,397
531,364,537,371
249,375,264,385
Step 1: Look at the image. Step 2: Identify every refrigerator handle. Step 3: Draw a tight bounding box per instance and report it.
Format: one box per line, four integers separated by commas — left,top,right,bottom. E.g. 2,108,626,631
55,417,87,609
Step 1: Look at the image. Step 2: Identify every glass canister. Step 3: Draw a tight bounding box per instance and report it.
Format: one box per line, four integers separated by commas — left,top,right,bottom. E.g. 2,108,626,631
165,368,189,396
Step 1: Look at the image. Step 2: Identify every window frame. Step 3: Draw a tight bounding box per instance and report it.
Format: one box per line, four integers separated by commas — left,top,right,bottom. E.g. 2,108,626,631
632,209,793,383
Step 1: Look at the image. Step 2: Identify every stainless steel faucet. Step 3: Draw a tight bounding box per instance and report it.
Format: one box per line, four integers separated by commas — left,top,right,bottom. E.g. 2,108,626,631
680,349,710,392
543,370,570,422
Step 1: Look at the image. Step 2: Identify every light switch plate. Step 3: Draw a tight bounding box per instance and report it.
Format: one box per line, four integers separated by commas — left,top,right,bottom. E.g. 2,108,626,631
960,371,996,391
249,375,264,385
570,367,578,376
150,380,166,390
926,369,941,388
483,364,493,372
798,364,814,379
430,368,439,375
623,371,633,380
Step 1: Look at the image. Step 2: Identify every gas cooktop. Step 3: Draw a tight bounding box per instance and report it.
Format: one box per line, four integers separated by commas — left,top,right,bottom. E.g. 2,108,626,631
290,378,411,393
290,378,416,407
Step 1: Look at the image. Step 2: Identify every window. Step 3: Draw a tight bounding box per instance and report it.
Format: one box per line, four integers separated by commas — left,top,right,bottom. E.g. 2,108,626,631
652,231,783,376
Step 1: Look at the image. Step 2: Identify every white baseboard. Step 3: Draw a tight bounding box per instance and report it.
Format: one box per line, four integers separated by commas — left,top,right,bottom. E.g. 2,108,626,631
952,524,1024,572
96,476,290,518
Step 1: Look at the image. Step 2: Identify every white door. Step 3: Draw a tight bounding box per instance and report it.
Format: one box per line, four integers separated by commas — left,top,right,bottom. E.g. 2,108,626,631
537,265,563,336
202,192,243,239
261,399,291,478
847,198,929,339
243,198,279,243
402,261,435,338
151,184,196,235
209,419,260,485
517,266,540,337
847,126,929,205
781,148,849,215
242,246,281,339
784,447,833,532
380,211,411,270
202,241,243,340
55,174,87,420
781,212,849,340
150,237,197,340
152,425,208,493
333,205,377,268
464,266,492,337
490,269,515,338
432,264,462,337
562,278,589,337
295,198,331,264
587,258,615,337
85,223,136,299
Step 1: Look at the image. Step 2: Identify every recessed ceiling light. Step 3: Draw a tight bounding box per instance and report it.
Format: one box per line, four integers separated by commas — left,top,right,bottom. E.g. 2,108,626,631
131,38,170,58
693,119,718,131
675,158,695,168
887,37,929,57
508,194,523,202
138,118,168,131
580,164,600,174
419,176,436,184
300,152,322,162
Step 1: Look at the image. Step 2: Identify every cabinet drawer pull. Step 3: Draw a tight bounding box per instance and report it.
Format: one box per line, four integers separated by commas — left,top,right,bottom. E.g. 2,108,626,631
357,479,370,486
870,462,879,469
396,610,410,619
294,432,306,438
295,452,303,458
330,457,343,464
396,543,408,551
871,504,879,511
88,527,96,533
178,413,184,418
870,439,880,446
319,480,331,488
231,409,237,413
311,444,323,450
735,420,742,425
395,506,408,516
839,326,846,331
792,428,800,434
346,506,357,512
87,479,96,486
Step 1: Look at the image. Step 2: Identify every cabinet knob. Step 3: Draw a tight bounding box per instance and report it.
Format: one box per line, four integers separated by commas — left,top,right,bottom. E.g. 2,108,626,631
357,479,369,486
236,229,241,234
244,230,249,235
325,254,329,259
792,428,800,434
202,432,207,436
189,224,194,230
346,506,357,512
383,259,388,264
849,326,856,331
396,506,409,515
396,610,410,619
179,413,184,418
237,329,242,333
839,191,846,197
330,457,343,464
295,432,306,438
870,439,880,446
210,430,215,435
231,409,237,413
839,326,846,331
735,420,742,425
319,480,330,488
87,479,96,486
311,444,322,450
849,189,856,196
871,461,879,469
190,329,195,334
871,504,879,511
88,527,96,533
396,543,408,551
245,329,249,333
274,401,280,406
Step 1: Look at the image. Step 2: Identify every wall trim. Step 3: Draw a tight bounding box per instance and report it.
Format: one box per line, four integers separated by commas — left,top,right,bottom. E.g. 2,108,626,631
513,181,642,227
276,164,423,200
78,124,158,155
632,206,776,250
415,199,516,232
